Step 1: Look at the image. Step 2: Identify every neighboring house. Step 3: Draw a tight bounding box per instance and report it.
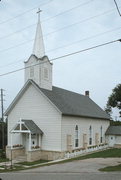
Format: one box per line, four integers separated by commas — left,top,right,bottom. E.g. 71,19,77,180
106,126,121,148
5,10,110,162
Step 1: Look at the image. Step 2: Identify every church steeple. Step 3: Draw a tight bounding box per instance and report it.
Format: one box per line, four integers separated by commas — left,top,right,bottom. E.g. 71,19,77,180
33,8,45,58
24,9,52,90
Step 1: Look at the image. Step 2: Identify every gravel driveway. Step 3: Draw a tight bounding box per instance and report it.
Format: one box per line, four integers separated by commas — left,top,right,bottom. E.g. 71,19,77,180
22,158,121,173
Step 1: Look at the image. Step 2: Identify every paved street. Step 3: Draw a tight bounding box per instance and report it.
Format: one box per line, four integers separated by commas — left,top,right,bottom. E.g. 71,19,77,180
0,158,121,180
0,172,121,180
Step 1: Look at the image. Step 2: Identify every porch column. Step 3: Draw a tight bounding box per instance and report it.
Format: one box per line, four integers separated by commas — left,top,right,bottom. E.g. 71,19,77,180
39,134,41,147
10,133,13,149
29,133,31,151
20,133,22,146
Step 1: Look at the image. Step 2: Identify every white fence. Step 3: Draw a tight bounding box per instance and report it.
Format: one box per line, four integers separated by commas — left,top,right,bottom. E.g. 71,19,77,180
65,144,109,158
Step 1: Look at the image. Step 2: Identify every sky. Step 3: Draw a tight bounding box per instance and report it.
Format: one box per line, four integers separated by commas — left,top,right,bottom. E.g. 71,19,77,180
0,0,121,120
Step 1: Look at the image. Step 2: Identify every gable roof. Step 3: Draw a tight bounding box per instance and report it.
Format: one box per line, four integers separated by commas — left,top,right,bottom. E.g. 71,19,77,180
105,126,121,135
38,83,110,120
5,79,110,120
22,120,43,134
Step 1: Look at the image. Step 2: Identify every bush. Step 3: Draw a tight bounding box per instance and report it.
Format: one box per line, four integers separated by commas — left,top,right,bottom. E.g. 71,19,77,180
0,150,6,158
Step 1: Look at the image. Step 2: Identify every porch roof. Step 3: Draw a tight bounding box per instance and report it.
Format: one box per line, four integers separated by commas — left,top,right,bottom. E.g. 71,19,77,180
22,120,43,135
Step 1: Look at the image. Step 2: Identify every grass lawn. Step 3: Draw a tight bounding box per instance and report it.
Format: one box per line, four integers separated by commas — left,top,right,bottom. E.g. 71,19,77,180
17,159,49,166
61,148,121,163
100,164,121,172
0,159,8,163
0,150,8,163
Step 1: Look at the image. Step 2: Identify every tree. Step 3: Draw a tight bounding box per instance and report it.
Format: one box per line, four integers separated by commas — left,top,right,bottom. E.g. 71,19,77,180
110,120,121,126
104,105,112,117
106,84,121,117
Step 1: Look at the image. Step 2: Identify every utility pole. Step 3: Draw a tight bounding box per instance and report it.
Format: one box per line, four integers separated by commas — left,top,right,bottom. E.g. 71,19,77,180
0,89,5,150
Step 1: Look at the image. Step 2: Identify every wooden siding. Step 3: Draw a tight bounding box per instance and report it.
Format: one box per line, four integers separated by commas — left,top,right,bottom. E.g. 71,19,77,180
61,116,110,151
7,84,61,151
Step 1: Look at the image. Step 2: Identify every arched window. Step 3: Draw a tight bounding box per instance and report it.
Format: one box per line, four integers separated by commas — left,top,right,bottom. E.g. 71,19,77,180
100,126,103,143
75,125,79,147
89,126,92,145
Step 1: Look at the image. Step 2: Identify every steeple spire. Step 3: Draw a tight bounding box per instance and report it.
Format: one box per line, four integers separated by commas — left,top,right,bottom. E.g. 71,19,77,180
33,8,45,58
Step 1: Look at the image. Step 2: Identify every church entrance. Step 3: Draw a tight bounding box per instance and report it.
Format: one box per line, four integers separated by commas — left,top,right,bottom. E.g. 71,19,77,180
10,119,43,151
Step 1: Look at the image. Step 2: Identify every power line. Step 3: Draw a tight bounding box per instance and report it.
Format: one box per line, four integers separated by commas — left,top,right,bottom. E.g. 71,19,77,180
1,24,121,69
0,57,27,69
0,7,117,53
114,0,121,16
0,3,119,41
0,0,54,25
47,26,121,53
0,0,95,40
42,0,94,22
0,39,120,77
0,23,36,40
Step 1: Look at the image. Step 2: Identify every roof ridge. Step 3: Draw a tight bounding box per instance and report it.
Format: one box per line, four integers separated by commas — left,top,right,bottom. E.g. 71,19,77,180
52,86,84,96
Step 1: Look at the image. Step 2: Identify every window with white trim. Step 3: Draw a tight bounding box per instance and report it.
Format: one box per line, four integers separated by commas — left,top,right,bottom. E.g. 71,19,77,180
89,126,92,145
100,126,103,143
75,125,79,147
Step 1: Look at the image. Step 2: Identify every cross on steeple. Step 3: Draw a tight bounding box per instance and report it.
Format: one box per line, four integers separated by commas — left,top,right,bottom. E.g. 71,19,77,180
37,8,42,22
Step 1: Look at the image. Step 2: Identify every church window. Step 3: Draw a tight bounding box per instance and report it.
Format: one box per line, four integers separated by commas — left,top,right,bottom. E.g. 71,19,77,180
100,126,103,143
30,67,34,77
75,125,79,147
89,126,92,145
44,68,49,79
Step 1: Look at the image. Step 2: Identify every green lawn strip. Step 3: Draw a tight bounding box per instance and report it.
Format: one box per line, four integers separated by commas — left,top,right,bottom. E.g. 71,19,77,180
59,148,121,162
17,159,49,166
0,160,50,173
0,165,25,173
0,158,9,163
0,150,9,163
76,148,121,159
99,164,121,172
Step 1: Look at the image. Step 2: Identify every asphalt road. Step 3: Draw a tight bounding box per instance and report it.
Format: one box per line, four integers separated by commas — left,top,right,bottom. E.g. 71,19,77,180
0,158,121,180
0,172,121,180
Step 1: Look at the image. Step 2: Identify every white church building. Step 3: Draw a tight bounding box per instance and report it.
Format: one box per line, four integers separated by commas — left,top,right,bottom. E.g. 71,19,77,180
5,10,111,162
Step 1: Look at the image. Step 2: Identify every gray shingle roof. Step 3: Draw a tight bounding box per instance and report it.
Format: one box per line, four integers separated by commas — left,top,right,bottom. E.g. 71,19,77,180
105,126,121,135
5,79,110,120
31,81,109,120
22,120,43,134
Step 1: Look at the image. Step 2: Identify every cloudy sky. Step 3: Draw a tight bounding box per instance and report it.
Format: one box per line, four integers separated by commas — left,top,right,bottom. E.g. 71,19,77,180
0,0,121,120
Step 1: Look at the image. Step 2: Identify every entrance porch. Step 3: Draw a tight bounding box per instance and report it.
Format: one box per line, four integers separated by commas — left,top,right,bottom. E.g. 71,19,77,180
6,119,43,162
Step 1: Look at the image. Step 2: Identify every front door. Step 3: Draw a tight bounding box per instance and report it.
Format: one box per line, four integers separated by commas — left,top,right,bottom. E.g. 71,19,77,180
31,134,37,147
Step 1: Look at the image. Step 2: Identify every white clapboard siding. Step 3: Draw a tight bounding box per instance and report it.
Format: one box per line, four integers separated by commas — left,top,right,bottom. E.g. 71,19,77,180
8,84,62,151
61,116,110,151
